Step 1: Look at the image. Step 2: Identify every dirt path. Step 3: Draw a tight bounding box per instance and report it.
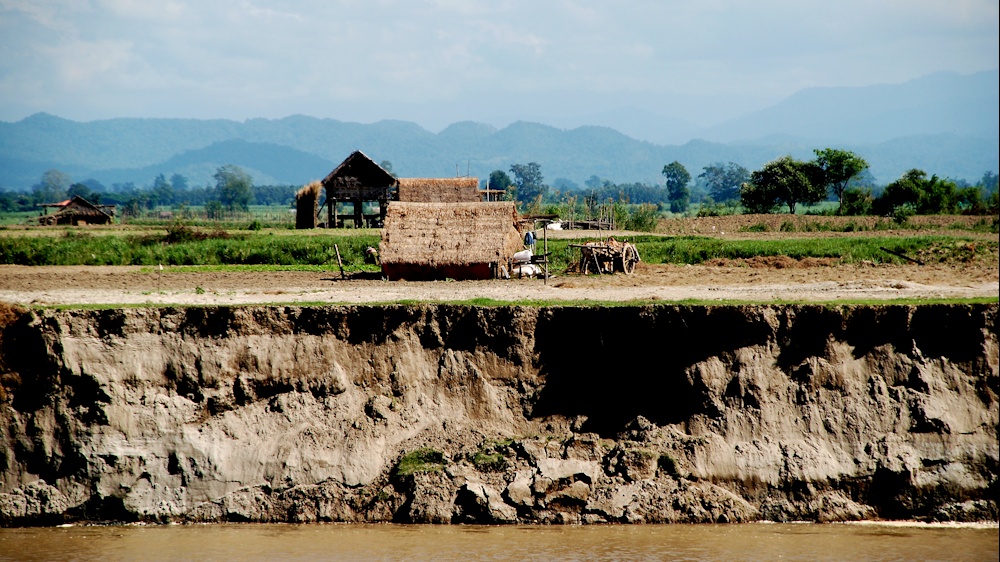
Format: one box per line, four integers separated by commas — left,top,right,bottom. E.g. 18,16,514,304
1,260,995,306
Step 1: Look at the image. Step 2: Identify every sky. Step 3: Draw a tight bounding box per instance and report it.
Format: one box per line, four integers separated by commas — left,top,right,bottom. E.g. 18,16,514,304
1,0,997,131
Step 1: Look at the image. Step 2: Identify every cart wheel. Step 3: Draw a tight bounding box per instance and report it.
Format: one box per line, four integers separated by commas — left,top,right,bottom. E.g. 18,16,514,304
622,245,638,275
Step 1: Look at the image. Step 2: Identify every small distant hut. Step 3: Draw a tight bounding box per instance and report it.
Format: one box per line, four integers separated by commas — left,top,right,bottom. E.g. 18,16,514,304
38,196,114,226
380,202,523,281
321,150,396,228
396,177,481,203
295,181,322,229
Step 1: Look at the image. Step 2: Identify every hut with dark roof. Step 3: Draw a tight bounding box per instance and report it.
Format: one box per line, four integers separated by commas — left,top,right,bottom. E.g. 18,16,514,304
37,196,114,226
379,202,523,280
320,150,397,228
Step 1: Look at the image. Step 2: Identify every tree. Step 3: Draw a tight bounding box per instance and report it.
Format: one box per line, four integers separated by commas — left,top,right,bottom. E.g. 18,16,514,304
170,173,189,192
151,173,174,207
509,162,547,204
213,165,253,211
699,162,749,203
31,169,71,204
67,183,99,204
812,148,869,214
979,171,998,193
873,169,959,215
379,160,396,178
662,161,691,213
742,156,825,214
485,170,513,200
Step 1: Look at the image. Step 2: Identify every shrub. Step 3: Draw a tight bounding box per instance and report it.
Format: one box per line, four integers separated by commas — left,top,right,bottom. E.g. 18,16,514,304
841,187,873,216
658,454,680,477
394,448,446,477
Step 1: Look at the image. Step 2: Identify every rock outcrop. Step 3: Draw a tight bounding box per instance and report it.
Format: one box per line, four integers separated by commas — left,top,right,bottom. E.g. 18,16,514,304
0,303,996,525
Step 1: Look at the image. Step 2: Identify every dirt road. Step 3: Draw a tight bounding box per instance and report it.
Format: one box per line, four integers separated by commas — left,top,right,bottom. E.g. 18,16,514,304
1,259,995,306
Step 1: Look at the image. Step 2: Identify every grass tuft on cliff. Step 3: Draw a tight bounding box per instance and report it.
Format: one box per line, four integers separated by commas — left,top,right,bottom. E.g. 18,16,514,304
394,448,446,477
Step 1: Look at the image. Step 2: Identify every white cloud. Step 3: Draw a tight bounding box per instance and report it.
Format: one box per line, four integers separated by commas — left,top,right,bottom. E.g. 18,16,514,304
0,0,996,125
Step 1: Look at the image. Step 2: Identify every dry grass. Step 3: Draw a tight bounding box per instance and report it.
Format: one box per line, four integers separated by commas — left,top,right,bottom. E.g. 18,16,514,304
380,202,522,267
397,178,480,203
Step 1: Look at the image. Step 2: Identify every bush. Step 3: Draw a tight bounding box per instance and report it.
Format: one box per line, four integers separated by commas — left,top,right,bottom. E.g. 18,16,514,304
623,203,660,232
394,448,446,477
841,187,873,216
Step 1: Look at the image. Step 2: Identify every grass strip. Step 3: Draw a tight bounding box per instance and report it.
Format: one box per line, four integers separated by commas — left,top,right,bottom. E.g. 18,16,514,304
1,231,994,269
34,296,998,312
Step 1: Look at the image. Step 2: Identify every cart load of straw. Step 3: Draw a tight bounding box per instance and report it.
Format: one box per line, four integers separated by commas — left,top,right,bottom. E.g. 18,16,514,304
380,202,523,280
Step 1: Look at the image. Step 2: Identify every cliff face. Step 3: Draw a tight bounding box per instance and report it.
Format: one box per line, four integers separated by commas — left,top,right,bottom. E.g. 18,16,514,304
0,304,996,525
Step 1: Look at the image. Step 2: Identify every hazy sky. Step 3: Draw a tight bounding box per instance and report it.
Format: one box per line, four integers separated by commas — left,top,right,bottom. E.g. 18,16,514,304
1,0,997,130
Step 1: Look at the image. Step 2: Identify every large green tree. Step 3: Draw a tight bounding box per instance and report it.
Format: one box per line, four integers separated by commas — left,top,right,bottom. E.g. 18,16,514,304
509,162,547,204
699,162,749,203
213,165,254,212
485,169,513,200
742,156,825,214
812,148,869,214
874,169,961,215
662,161,691,213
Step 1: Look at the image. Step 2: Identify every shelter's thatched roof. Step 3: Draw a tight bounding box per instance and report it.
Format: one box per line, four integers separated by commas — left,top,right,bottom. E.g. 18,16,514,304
54,196,111,219
396,177,480,203
322,150,397,200
380,202,522,267
39,196,113,225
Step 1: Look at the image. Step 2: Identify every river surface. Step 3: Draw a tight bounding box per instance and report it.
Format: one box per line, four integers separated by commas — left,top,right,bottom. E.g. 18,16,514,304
1,522,997,561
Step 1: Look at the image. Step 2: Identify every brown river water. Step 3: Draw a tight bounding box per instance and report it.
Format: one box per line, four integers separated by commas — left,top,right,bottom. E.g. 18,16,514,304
0,523,996,561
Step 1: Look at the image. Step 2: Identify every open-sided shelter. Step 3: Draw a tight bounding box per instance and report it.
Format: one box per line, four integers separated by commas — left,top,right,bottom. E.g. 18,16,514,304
38,196,114,226
320,150,397,228
379,202,523,280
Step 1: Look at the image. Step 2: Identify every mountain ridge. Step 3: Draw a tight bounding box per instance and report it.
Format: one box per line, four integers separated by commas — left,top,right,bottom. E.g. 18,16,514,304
1,71,996,190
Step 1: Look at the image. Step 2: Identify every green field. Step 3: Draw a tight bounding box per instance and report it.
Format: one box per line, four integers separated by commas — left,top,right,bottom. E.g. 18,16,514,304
1,226,994,271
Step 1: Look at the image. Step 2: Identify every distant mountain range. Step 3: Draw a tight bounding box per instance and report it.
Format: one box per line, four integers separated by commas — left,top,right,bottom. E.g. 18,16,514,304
0,70,996,190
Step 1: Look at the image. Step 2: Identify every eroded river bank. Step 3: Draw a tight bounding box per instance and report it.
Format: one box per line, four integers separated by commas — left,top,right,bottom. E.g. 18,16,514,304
1,303,997,526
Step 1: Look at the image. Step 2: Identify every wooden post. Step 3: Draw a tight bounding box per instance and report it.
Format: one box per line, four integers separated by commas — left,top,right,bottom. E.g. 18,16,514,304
328,198,334,229
353,199,363,228
543,223,548,285
334,243,345,279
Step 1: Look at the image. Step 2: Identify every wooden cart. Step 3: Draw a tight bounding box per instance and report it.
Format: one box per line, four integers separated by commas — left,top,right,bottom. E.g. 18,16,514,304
572,237,640,275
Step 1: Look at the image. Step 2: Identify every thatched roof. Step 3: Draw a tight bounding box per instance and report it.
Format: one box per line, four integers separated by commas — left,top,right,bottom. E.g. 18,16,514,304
39,196,113,225
396,177,480,203
322,150,397,200
380,202,522,267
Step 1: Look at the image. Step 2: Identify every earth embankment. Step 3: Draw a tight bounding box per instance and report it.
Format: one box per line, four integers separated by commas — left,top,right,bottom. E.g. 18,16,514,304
0,303,996,525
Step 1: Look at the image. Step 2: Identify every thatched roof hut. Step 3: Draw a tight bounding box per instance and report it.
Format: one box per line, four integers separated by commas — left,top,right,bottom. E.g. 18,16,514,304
396,177,480,203
380,202,523,281
295,181,322,229
38,196,113,226
321,150,397,201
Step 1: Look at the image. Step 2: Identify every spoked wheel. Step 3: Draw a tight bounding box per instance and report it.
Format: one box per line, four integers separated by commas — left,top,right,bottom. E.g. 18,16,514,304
621,244,639,275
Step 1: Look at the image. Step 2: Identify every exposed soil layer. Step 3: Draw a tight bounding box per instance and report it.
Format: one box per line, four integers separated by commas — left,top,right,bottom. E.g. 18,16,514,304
1,303,996,526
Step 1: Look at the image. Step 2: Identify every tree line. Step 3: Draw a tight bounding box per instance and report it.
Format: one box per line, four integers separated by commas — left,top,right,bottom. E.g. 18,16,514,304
484,150,999,217
0,166,298,216
4,155,998,220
